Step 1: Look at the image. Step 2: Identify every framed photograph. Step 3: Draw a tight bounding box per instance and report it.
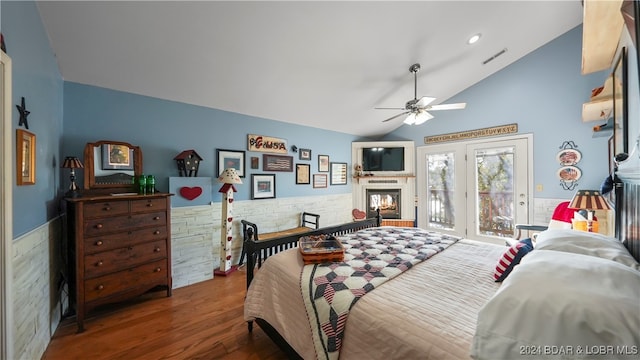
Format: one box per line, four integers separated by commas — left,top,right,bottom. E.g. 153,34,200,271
16,129,36,185
251,174,276,199
318,154,329,172
556,149,581,166
217,149,245,178
299,148,312,161
313,174,328,188
296,164,310,184
263,154,293,172
251,156,259,169
330,162,347,185
101,143,134,170
612,46,628,155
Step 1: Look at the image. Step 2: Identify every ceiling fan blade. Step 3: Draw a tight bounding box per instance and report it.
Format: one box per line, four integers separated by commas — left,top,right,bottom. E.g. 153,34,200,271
382,111,410,122
374,107,406,110
427,102,467,111
416,96,436,108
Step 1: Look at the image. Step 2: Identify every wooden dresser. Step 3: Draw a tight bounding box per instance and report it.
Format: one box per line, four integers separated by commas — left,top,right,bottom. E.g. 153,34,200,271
65,193,172,332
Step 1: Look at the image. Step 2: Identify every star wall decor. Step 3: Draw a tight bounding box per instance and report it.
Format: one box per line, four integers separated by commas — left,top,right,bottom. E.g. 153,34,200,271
16,97,30,129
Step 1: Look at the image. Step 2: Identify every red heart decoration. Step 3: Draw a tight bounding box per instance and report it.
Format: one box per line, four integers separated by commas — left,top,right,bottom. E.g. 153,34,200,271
180,186,203,201
352,208,366,220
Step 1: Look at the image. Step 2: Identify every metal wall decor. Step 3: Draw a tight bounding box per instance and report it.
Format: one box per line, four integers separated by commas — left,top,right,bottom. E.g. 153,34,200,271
557,141,581,191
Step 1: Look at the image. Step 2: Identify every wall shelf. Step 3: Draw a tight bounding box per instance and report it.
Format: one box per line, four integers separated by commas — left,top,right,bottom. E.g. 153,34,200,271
582,98,613,122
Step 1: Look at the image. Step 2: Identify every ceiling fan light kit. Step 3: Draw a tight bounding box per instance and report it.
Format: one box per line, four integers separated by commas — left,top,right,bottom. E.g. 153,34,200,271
377,63,466,125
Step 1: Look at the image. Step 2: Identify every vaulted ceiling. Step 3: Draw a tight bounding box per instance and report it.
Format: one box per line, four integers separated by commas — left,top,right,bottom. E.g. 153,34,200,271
37,1,584,138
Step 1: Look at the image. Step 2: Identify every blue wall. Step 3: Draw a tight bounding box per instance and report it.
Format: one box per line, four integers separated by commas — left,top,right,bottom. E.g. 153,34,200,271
2,1,64,238
61,83,362,201
387,25,640,201
4,2,639,238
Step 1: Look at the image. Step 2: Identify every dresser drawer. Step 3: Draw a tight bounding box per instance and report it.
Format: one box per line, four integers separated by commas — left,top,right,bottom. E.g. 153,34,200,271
83,201,130,218
84,211,167,236
83,227,167,254
84,259,168,302
131,198,167,213
84,240,167,278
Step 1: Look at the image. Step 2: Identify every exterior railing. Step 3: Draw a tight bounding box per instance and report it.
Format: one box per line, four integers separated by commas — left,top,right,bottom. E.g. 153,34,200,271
428,190,514,237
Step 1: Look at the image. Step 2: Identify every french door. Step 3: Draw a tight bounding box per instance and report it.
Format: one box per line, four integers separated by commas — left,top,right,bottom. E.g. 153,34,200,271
416,135,532,244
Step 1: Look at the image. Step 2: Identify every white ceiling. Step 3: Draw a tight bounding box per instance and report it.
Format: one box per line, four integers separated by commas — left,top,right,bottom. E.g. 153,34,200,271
37,1,584,138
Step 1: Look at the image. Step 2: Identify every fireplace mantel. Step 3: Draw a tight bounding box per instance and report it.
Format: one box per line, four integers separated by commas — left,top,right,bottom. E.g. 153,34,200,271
354,175,415,184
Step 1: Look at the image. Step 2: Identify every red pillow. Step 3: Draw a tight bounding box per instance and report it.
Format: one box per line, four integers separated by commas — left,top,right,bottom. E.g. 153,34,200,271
494,238,534,282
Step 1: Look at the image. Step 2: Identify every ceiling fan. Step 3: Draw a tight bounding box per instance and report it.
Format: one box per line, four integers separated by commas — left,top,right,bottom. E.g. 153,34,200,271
376,63,466,125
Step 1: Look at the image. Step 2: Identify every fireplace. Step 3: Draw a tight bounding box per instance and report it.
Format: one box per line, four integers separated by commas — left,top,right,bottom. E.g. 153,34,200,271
367,189,401,219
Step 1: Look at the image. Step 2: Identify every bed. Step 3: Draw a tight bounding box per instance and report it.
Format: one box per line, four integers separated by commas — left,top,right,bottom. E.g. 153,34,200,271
244,183,640,359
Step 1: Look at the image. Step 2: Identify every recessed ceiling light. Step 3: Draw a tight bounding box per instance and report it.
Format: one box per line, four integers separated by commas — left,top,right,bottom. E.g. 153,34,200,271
467,33,481,45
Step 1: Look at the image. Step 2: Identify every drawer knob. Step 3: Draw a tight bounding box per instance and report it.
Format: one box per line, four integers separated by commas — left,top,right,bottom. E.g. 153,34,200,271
95,224,103,229
96,260,103,267
95,240,103,246
155,267,161,272
153,216,160,221
153,230,160,235
103,206,111,211
154,247,161,252
97,285,104,290
146,203,154,207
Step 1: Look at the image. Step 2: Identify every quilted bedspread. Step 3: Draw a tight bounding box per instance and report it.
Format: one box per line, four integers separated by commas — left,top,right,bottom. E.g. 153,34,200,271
300,227,461,360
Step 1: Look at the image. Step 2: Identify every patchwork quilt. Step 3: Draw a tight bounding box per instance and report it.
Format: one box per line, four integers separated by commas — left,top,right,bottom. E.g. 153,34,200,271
300,227,460,360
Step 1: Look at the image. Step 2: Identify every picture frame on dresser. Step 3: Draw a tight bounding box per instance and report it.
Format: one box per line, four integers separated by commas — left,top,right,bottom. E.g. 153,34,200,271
612,46,628,155
16,129,35,185
101,143,134,170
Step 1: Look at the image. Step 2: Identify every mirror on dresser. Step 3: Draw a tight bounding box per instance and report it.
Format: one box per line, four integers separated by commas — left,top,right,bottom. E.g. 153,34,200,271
83,140,142,193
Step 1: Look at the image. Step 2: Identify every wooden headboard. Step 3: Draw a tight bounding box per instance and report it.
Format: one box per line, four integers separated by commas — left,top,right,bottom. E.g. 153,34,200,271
619,178,640,262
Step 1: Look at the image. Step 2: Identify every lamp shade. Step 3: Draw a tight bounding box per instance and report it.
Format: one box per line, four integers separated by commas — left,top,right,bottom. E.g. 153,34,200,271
217,168,243,184
568,190,611,211
62,156,83,169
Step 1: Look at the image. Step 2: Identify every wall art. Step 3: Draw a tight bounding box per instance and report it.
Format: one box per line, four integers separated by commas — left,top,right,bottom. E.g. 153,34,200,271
263,154,293,172
217,149,245,177
16,129,35,185
251,174,276,199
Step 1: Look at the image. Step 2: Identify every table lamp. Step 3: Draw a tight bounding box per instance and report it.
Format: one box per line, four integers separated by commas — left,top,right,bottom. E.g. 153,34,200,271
215,168,243,276
62,156,83,198
568,190,611,232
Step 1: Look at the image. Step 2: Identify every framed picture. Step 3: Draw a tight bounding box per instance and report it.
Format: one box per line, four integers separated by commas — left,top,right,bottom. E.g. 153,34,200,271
330,162,347,185
251,156,259,169
299,148,312,161
318,154,329,172
296,164,310,184
612,46,628,155
217,149,245,177
607,136,616,203
313,174,328,188
101,144,134,170
251,174,276,199
263,154,293,172
16,129,35,185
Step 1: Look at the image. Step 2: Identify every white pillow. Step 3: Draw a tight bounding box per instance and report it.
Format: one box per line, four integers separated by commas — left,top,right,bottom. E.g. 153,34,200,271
535,229,640,270
471,250,640,360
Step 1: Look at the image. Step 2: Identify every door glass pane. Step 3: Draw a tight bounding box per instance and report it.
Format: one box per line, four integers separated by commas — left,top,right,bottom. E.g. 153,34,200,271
426,152,455,230
474,147,514,238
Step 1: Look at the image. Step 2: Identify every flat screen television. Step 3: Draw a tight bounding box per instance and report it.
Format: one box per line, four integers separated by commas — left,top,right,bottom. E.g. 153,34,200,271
362,147,405,171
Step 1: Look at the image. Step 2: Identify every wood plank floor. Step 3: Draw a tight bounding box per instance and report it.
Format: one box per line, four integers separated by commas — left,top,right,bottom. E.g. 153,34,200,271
42,267,289,360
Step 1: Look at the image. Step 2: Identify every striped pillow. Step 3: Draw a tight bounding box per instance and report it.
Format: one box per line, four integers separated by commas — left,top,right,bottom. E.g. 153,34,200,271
494,238,534,282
